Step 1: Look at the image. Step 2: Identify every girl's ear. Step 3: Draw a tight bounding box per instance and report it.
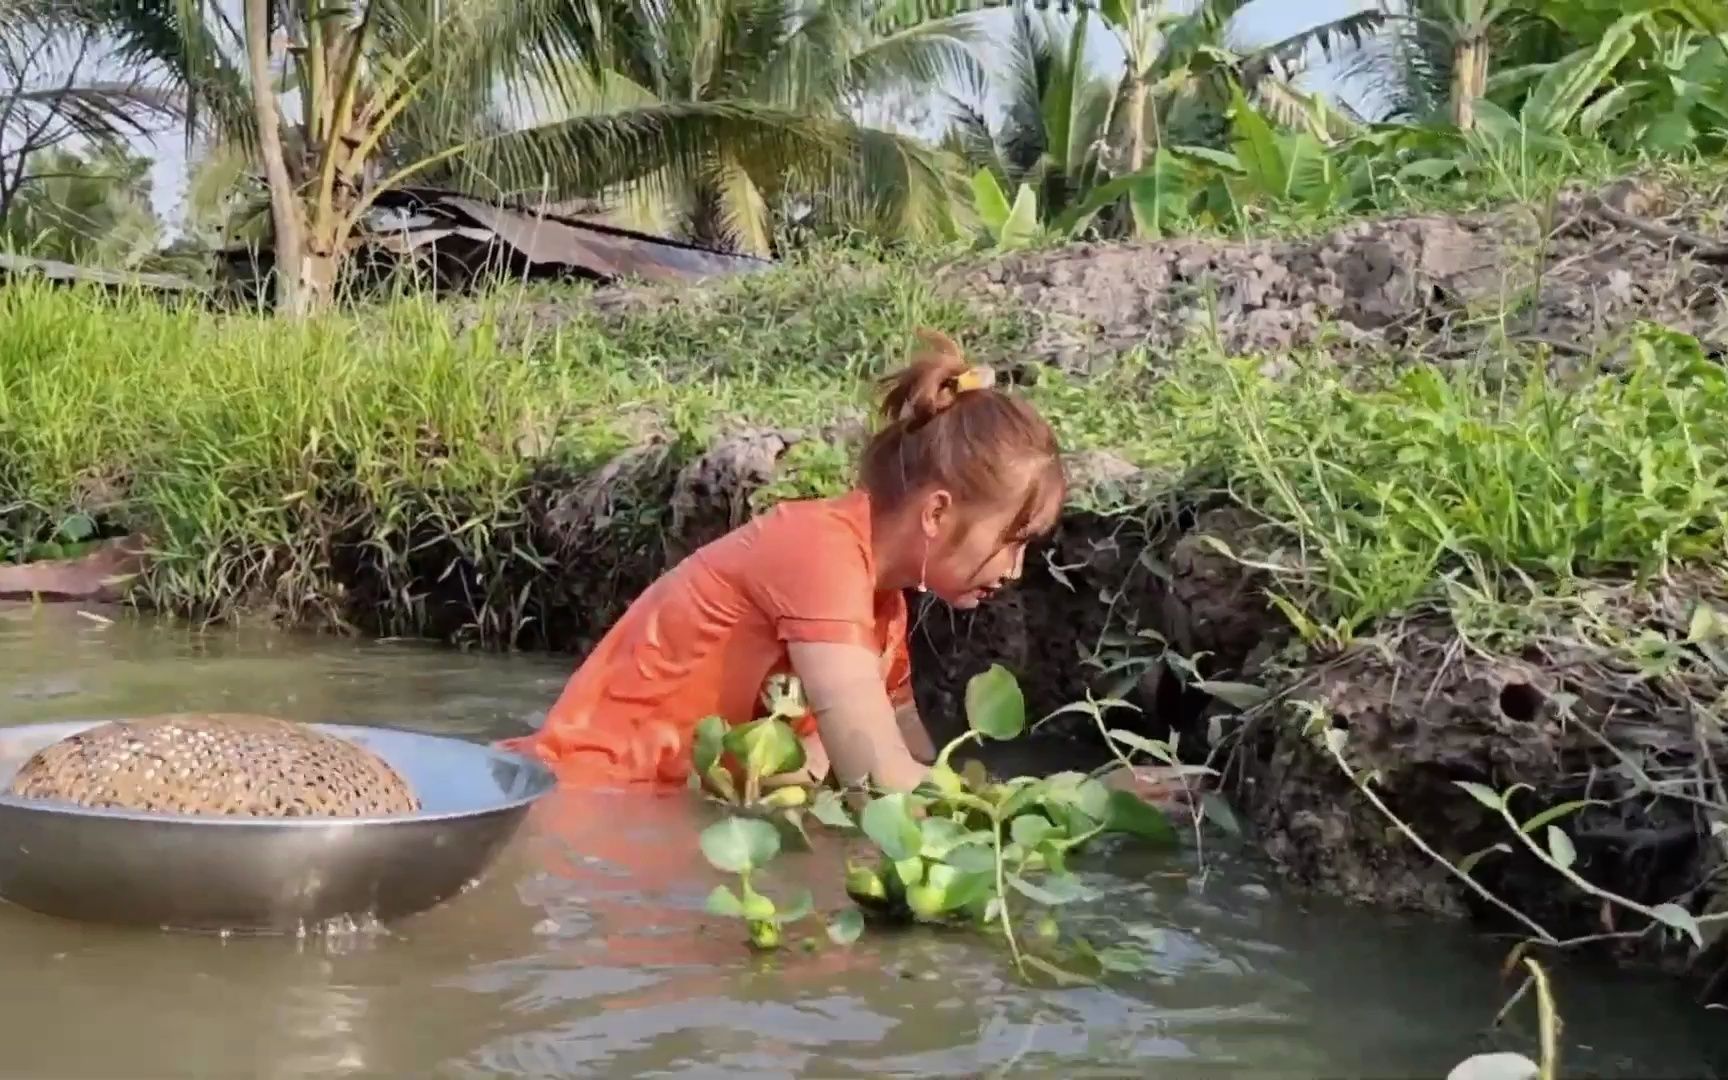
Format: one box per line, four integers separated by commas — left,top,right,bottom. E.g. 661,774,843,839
919,488,952,539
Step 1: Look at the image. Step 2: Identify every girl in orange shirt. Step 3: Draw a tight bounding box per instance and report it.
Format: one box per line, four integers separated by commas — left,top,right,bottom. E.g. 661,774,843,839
503,330,1172,799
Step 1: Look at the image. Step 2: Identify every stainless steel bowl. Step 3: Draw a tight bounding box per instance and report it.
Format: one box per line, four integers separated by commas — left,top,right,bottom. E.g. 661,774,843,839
0,720,556,932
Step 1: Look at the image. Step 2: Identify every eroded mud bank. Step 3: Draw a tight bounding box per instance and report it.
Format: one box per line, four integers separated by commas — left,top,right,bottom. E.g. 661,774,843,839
9,174,1728,990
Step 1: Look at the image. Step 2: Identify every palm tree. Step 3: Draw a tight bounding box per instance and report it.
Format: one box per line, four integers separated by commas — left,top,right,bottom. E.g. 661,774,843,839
1344,0,1727,132
1091,0,1386,171
62,0,994,312
477,0,990,256
942,6,1114,227
0,0,180,222
0,143,163,267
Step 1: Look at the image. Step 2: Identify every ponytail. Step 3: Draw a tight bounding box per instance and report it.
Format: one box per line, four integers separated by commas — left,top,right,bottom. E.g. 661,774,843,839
859,329,1064,536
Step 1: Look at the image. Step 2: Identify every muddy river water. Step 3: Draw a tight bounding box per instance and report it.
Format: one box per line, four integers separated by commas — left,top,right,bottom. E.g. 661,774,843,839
0,603,1723,1079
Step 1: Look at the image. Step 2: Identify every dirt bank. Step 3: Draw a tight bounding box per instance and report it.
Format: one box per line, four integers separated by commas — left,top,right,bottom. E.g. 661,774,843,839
945,174,1728,374
8,173,1727,990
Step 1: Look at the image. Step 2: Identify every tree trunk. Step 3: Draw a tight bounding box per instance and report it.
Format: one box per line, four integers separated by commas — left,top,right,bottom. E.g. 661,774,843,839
1451,36,1489,133
244,0,309,315
1122,72,1148,173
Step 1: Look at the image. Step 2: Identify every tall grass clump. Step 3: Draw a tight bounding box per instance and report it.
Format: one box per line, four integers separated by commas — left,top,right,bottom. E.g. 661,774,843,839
0,260,1024,635
0,281,576,627
1152,327,1728,645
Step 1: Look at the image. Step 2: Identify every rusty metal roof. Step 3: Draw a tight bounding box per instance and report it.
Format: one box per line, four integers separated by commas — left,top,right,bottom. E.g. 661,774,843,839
368,187,773,284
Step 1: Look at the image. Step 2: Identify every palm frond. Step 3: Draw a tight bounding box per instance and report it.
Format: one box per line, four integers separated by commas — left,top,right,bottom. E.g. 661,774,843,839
844,13,990,111
824,123,963,243
710,150,774,254
1233,9,1390,91
77,0,257,151
421,99,850,213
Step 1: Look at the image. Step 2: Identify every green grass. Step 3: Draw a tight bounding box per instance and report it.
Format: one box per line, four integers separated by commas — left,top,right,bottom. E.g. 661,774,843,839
2,242,1725,654
1156,329,1728,644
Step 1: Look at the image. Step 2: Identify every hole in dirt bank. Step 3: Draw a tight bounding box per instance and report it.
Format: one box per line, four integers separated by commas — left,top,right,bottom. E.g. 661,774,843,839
1498,682,1545,724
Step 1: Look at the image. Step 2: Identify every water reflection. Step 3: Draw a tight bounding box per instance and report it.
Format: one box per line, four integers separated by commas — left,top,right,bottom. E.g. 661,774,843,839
0,604,1722,1078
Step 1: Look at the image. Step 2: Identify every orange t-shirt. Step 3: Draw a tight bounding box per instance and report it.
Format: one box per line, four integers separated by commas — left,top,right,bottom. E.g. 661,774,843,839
500,490,912,787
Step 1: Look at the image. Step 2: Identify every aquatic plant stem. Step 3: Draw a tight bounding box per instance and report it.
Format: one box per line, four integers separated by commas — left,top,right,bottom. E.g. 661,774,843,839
1322,739,1559,944
1527,958,1559,1080
992,815,1026,977
1493,802,1728,932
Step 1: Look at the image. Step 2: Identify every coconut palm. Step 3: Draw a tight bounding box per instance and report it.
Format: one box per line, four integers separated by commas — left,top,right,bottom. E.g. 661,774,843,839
0,0,180,221
940,0,1383,239
0,143,162,267
467,0,990,256
1092,0,1386,170
1347,0,1728,133
941,6,1115,227
58,0,992,311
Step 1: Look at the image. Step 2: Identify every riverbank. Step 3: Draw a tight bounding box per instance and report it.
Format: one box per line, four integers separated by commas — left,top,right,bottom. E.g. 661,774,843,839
3,170,1726,992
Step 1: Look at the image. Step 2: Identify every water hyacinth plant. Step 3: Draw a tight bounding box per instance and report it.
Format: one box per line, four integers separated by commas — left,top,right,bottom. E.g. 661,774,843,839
694,665,1184,982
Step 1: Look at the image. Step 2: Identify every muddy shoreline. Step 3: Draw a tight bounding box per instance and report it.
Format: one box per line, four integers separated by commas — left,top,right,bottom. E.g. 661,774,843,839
5,173,1727,994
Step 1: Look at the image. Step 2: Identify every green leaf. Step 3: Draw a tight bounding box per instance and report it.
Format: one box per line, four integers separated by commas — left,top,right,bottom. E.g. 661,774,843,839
1095,946,1145,973
810,789,855,829
827,907,865,945
1097,0,1133,30
705,884,745,918
699,817,781,874
970,168,1011,234
1200,792,1241,837
861,793,923,861
911,862,993,916
1545,826,1577,870
776,889,814,924
961,759,990,793
1228,82,1289,198
1395,158,1461,183
1106,728,1176,765
1454,781,1505,811
943,843,998,873
1650,902,1704,948
1077,779,1111,823
1008,872,1096,906
1457,843,1511,875
894,856,926,888
966,664,1026,740
1104,789,1180,846
1689,604,1721,644
55,514,96,542
929,762,964,797
1011,814,1056,848
692,715,727,777
722,718,806,784
1523,14,1646,133
1577,83,1647,137
1194,680,1270,711
1517,799,1601,835
918,816,970,858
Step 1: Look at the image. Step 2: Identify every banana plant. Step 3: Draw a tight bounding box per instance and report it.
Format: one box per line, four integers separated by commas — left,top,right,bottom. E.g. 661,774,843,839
969,168,1045,250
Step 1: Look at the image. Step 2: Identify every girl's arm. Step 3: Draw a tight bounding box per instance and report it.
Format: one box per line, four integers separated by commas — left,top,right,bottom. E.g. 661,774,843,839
895,700,936,764
787,641,928,792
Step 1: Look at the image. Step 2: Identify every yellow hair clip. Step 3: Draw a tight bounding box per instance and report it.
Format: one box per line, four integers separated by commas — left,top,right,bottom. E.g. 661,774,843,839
953,364,997,393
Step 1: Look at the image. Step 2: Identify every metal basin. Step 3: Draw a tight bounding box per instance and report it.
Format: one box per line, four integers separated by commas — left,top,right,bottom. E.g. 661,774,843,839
0,720,555,933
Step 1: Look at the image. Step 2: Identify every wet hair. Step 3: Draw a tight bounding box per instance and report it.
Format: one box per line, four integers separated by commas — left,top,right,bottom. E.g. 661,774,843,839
859,328,1065,541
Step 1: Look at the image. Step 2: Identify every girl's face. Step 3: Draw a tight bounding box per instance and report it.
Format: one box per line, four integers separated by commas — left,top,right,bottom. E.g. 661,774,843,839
917,481,1060,610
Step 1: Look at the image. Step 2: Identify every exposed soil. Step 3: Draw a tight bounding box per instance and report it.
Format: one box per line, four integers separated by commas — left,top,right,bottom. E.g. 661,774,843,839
11,173,1728,987
946,176,1728,374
